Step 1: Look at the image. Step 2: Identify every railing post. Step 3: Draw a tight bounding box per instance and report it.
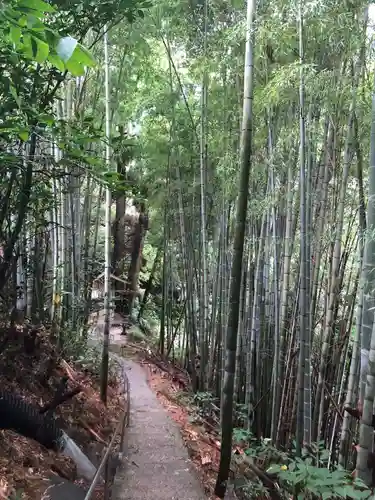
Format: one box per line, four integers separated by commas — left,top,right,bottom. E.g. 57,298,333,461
104,458,110,500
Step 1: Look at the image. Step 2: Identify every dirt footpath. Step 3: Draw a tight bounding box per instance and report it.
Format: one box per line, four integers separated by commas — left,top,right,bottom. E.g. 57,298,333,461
112,359,206,500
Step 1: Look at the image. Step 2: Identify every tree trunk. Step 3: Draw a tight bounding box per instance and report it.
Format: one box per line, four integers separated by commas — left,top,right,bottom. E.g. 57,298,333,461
215,0,256,495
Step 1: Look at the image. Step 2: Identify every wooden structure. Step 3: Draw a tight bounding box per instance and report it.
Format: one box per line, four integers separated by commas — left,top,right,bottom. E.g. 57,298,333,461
92,272,128,300
91,273,130,326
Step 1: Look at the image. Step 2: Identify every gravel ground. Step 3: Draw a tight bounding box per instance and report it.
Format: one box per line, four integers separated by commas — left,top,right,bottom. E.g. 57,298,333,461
112,358,206,500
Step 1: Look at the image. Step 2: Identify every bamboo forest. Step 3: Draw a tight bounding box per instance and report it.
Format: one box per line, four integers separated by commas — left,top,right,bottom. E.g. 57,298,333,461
2,0,375,499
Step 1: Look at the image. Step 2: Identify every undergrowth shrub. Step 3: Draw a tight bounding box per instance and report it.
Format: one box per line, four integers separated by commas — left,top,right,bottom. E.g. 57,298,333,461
231,430,372,499
267,459,371,499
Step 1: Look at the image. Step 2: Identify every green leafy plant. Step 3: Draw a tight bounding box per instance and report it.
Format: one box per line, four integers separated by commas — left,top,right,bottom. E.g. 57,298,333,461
233,427,254,445
9,489,24,500
267,458,372,499
0,0,96,75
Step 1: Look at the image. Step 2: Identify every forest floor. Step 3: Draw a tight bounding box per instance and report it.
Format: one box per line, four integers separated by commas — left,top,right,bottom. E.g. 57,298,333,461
0,323,125,500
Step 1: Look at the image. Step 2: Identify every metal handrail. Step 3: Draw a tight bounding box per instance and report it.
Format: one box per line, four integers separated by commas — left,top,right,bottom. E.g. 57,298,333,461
84,365,130,500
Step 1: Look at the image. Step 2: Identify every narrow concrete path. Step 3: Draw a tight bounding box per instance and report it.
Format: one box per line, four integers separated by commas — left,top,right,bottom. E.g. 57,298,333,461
89,311,206,499
112,359,206,500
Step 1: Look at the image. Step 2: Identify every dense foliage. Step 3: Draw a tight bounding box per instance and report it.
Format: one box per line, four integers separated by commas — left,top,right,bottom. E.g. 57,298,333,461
2,0,375,497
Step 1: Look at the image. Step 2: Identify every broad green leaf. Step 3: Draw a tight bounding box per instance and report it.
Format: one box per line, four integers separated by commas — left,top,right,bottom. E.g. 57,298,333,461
331,470,348,480
56,36,77,62
18,16,27,27
104,171,118,178
44,27,58,46
75,135,98,144
73,43,96,67
10,26,21,45
28,17,46,31
65,58,85,77
27,14,38,28
344,486,371,499
70,147,85,158
18,130,30,141
266,464,283,474
1,11,22,27
22,36,33,59
18,0,55,13
322,493,332,500
47,53,65,72
32,36,49,62
38,113,54,125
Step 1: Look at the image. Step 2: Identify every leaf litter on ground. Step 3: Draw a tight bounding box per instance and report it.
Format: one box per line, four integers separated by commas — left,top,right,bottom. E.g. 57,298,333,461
0,324,124,499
